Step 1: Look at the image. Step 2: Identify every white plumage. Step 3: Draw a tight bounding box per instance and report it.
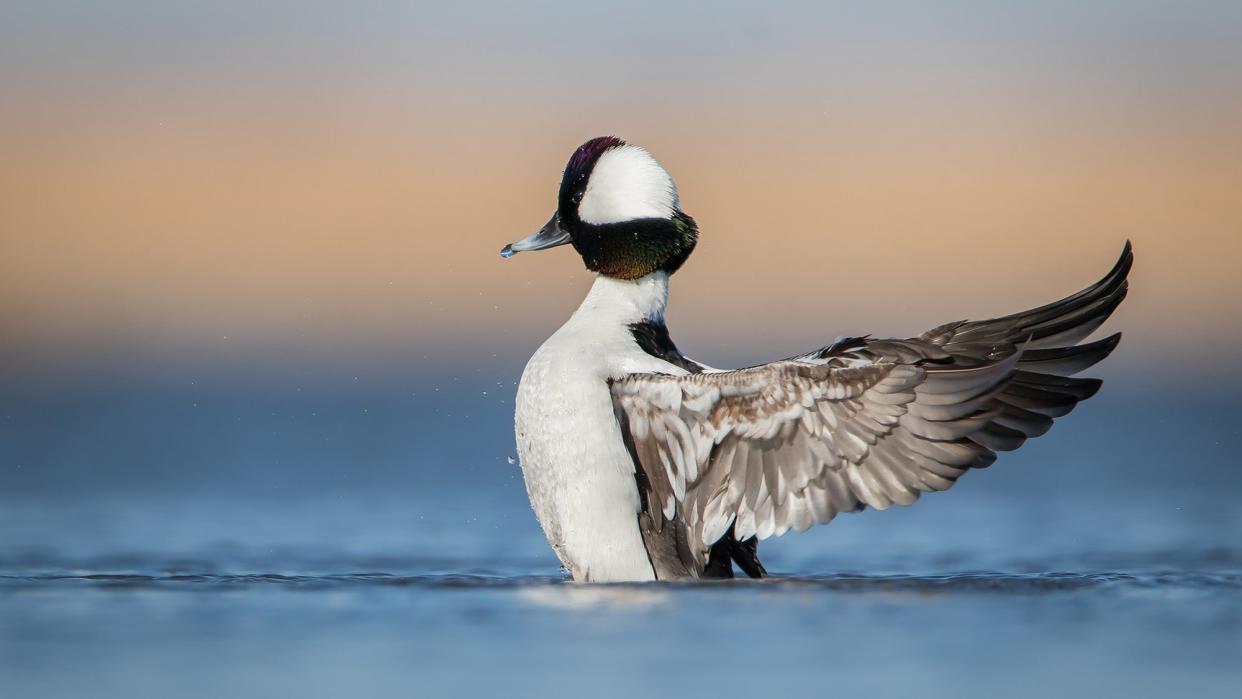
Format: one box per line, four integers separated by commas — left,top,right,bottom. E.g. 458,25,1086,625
515,273,685,582
577,145,679,225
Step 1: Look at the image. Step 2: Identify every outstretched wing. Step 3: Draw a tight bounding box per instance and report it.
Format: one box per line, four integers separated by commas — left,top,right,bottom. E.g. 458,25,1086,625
611,242,1132,568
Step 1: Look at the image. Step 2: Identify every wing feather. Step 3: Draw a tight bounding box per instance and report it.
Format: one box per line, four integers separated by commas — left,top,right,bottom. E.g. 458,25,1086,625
611,243,1131,569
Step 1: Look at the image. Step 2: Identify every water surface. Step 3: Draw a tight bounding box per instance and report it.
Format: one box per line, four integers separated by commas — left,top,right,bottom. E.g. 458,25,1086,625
2,377,1240,697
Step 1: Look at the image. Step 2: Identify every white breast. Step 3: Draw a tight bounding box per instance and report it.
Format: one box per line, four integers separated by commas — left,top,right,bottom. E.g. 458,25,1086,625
514,273,685,582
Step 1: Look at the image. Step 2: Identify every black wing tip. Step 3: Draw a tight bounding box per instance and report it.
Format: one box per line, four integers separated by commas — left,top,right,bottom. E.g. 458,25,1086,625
1098,240,1134,292
1078,377,1104,401
1054,330,1122,355
1096,331,1123,357
1058,240,1134,312
1016,332,1122,376
1116,240,1134,274
1055,239,1133,300
1112,239,1134,270
1091,241,1134,300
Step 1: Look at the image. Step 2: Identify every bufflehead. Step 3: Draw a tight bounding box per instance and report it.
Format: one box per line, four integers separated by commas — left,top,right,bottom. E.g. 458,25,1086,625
503,136,1131,583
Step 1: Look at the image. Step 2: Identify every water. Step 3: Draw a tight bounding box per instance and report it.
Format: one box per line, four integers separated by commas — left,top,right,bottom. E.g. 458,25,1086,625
4,553,1239,697
2,373,1240,697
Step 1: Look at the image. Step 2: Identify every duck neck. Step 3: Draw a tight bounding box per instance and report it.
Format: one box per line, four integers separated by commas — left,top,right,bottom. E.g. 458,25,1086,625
575,272,670,326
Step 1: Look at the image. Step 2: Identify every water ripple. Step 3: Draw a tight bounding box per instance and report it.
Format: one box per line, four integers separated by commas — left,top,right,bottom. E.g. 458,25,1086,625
2,570,1238,592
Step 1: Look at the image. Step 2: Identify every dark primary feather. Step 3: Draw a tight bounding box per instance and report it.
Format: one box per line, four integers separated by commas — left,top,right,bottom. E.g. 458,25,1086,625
611,242,1133,574
923,240,1132,353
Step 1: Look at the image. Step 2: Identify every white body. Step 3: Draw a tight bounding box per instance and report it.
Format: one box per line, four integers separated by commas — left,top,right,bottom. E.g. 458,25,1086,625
515,273,686,582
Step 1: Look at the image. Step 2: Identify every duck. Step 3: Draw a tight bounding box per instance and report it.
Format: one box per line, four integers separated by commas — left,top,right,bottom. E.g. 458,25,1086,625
502,136,1131,583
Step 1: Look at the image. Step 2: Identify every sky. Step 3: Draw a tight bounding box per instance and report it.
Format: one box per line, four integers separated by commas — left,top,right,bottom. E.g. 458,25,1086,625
2,1,1240,383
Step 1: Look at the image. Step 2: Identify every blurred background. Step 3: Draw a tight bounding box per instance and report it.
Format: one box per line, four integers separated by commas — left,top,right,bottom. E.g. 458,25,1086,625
2,2,1241,697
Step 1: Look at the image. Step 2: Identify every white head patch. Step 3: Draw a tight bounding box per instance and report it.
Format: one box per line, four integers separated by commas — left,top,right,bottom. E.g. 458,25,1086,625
578,145,679,225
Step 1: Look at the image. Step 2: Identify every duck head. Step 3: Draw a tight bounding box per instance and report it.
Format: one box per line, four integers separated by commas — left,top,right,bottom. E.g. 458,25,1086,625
502,136,698,280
